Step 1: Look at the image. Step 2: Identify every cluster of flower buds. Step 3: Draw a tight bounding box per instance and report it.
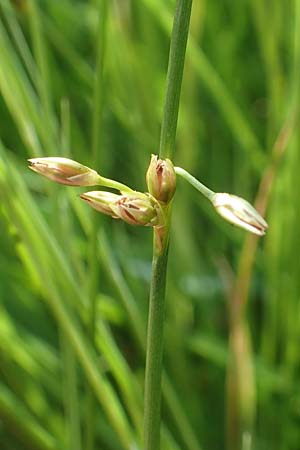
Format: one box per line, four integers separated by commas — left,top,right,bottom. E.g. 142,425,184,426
80,191,162,227
28,156,268,236
211,192,268,236
28,157,163,227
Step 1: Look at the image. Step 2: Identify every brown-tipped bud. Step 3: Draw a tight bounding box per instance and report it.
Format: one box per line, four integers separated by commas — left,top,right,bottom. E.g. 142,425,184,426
80,191,120,217
111,193,160,226
212,193,268,236
81,191,161,226
146,154,176,203
28,157,101,186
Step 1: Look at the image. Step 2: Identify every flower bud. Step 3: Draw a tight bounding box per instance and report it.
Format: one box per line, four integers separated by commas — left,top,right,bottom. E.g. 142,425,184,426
146,154,176,203
80,191,161,227
80,191,120,217
28,157,101,186
111,193,160,226
212,193,268,236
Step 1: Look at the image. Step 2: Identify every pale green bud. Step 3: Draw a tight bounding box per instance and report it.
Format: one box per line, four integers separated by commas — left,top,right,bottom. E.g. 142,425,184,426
80,191,120,217
28,157,101,186
146,154,176,203
212,193,268,236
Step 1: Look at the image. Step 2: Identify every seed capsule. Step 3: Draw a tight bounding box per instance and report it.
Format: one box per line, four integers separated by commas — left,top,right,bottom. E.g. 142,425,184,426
28,157,101,186
146,154,176,203
80,191,162,227
212,193,268,236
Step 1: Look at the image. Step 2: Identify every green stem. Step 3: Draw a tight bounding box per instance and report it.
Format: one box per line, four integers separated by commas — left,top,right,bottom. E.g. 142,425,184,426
142,0,265,170
99,231,203,450
174,166,215,200
144,230,170,450
144,1,193,450
98,175,134,193
159,0,193,160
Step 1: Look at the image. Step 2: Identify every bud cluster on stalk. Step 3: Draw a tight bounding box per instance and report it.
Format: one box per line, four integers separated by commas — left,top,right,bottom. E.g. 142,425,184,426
28,155,268,236
80,191,161,227
28,156,164,227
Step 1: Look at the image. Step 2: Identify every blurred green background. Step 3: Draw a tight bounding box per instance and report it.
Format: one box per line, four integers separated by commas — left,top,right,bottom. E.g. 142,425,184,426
0,0,299,449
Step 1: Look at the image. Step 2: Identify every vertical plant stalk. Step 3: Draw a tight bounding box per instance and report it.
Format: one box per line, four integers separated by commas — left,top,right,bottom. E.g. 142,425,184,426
144,1,193,450
159,0,193,160
85,1,108,450
144,226,170,450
